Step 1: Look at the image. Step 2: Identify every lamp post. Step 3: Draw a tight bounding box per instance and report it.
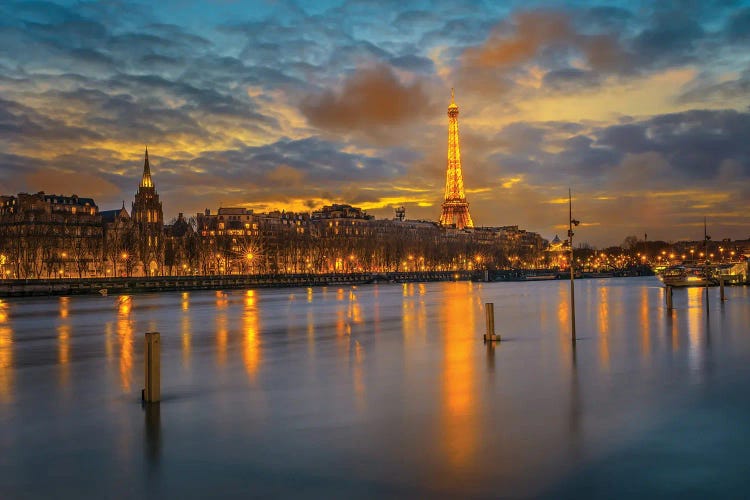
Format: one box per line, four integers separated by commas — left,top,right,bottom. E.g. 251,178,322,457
121,252,129,277
245,252,254,275
568,188,580,343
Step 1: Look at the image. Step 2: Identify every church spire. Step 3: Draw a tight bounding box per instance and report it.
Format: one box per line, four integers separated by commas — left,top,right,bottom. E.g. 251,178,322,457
140,147,154,188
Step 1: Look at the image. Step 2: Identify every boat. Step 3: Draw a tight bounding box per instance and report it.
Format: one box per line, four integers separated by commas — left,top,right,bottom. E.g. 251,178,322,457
523,270,558,281
658,266,717,287
98,288,108,296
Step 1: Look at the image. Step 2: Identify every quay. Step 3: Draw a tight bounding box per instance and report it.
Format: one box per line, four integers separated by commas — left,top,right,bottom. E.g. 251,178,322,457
0,271,474,297
1,266,745,297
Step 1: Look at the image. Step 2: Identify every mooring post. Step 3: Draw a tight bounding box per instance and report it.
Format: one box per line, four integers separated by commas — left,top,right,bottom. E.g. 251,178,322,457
720,276,726,302
143,332,160,403
484,302,499,342
665,285,673,312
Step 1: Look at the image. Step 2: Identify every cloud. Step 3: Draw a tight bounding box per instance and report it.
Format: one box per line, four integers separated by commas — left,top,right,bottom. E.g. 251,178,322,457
727,7,750,41
1,0,750,246
25,168,121,200
300,64,432,138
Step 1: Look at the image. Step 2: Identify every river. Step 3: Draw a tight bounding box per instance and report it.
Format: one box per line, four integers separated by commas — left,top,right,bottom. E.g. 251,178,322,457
1,277,749,498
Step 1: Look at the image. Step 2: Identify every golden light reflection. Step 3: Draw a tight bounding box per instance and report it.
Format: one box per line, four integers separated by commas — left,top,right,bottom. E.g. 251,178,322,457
336,308,349,337
117,296,133,392
105,322,113,362
181,314,191,369
306,309,315,354
440,283,477,469
598,286,610,370
348,289,362,325
216,291,228,309
181,292,190,311
243,290,260,380
307,287,313,303
670,305,680,352
402,299,415,338
557,283,569,336
59,296,69,319
640,287,651,359
0,299,8,323
216,310,228,368
0,325,13,403
352,339,366,412
686,288,703,367
57,323,71,388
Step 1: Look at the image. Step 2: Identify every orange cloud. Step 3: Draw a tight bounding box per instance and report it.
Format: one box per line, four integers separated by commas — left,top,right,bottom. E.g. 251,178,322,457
25,169,120,200
463,11,573,69
300,64,431,135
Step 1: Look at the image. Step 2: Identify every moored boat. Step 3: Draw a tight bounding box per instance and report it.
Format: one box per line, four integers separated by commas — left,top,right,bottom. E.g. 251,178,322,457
658,265,717,287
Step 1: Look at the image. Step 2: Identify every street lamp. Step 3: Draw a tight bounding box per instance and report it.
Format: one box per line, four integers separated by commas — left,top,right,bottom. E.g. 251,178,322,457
568,188,580,343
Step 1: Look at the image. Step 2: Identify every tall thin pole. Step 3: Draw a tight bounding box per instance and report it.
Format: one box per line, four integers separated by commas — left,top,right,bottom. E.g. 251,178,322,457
569,188,576,343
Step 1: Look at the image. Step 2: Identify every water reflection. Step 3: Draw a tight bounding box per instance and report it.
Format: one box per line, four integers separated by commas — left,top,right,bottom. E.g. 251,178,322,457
557,284,569,337
485,341,495,373
352,339,366,412
0,299,8,323
0,323,12,404
118,296,134,392
143,403,161,475
348,289,362,325
598,286,610,370
686,288,704,370
59,296,69,319
568,346,582,455
2,279,750,498
243,290,260,380
181,315,191,370
440,282,477,470
215,291,228,368
57,323,71,388
57,297,71,389
640,287,651,360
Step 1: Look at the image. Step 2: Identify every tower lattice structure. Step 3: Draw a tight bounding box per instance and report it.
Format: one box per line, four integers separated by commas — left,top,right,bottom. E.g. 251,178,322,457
439,89,474,229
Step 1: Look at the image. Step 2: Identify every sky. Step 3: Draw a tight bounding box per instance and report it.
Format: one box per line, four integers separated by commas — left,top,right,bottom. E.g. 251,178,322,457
0,0,749,247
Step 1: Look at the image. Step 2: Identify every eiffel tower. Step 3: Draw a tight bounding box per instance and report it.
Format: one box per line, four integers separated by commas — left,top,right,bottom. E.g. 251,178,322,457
439,89,474,229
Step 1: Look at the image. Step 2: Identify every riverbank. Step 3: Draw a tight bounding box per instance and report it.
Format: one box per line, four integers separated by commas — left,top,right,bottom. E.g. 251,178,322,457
2,266,740,298
0,271,471,297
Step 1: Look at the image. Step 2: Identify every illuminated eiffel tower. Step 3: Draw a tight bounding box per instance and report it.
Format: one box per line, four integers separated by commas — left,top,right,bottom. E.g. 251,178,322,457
439,89,474,229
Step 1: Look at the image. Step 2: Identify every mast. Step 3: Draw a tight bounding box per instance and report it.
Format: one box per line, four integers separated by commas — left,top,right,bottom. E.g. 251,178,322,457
568,188,580,343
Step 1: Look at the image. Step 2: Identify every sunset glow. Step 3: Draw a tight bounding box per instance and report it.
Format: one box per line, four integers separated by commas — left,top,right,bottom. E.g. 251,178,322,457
1,1,749,246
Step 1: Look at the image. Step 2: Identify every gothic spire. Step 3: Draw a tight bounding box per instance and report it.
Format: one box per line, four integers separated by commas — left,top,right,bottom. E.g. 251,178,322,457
140,147,154,188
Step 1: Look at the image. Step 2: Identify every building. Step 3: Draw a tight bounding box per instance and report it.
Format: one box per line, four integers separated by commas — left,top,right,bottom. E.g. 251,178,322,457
0,192,103,278
131,148,164,275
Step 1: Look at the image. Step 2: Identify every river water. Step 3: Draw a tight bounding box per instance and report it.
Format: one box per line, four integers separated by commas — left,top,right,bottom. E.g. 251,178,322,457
1,277,749,498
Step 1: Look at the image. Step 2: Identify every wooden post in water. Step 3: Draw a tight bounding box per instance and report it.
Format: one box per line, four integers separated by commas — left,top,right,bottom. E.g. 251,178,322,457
484,303,499,342
143,332,160,403
665,285,673,311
